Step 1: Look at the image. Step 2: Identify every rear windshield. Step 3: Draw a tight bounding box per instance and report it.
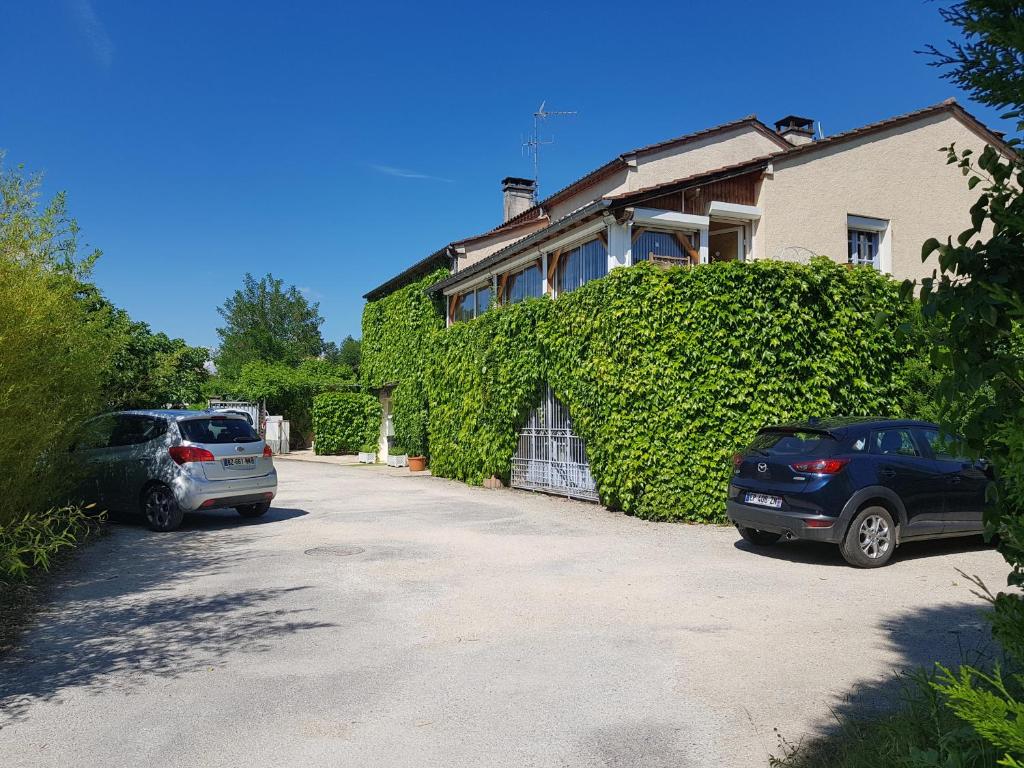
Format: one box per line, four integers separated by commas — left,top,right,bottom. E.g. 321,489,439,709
749,430,836,456
179,417,260,444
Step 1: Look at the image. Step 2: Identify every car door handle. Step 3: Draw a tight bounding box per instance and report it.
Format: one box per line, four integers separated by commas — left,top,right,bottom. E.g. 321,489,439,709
879,468,896,479
950,475,962,485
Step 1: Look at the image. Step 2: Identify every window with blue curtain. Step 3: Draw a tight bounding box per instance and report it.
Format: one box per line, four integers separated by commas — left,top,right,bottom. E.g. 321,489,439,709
474,285,491,315
556,238,608,294
452,285,492,323
848,229,880,269
506,263,542,304
633,230,690,265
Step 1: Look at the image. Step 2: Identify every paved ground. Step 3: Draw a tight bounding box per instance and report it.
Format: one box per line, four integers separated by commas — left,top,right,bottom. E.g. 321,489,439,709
0,460,1009,767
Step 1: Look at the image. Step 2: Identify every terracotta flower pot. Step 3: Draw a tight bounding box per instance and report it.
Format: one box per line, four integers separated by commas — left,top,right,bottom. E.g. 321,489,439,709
408,455,427,472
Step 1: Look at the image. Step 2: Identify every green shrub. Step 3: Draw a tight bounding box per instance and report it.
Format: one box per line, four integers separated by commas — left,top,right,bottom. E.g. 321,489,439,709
426,259,922,522
312,392,380,455
771,668,1003,768
361,268,449,456
0,505,101,583
0,256,115,526
227,358,355,448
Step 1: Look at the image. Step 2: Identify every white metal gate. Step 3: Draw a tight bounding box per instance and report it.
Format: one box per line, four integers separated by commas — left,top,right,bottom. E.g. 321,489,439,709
511,388,598,501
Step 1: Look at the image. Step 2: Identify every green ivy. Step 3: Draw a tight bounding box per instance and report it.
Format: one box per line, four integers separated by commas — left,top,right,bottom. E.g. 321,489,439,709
311,392,380,455
424,259,924,522
361,267,449,456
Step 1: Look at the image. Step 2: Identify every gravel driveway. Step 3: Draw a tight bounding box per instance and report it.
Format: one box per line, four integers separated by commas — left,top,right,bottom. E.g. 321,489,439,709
0,460,1008,767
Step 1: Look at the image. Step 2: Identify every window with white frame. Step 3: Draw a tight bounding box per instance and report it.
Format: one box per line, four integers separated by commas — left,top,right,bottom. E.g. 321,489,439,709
555,238,607,295
847,215,890,271
451,284,491,323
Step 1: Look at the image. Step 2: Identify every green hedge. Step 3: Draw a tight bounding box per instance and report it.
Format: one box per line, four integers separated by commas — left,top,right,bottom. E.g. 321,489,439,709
425,259,923,522
361,267,449,456
312,392,381,455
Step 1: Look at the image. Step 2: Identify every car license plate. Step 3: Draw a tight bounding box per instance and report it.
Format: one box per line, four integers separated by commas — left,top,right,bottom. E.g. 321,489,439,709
223,457,256,468
745,492,782,509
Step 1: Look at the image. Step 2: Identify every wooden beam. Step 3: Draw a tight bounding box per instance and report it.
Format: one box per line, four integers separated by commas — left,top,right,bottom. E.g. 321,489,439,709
631,227,647,245
674,231,699,266
596,230,608,249
497,272,510,305
547,248,563,288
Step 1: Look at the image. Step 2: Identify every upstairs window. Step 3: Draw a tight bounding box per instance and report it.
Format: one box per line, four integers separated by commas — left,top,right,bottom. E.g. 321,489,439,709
556,238,607,295
504,262,543,304
847,215,888,271
451,285,491,323
848,228,880,269
633,230,697,266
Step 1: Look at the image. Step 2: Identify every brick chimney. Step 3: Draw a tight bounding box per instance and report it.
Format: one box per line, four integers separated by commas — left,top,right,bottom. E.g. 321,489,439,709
502,177,536,222
774,115,815,146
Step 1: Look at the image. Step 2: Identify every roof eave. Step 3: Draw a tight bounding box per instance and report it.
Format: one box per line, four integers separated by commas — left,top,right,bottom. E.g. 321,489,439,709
429,200,611,294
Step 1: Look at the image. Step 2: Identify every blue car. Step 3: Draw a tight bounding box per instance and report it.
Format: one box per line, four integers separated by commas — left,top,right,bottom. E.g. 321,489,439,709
726,418,991,567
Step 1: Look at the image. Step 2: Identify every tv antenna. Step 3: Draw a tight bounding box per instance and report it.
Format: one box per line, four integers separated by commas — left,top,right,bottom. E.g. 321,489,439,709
522,100,576,193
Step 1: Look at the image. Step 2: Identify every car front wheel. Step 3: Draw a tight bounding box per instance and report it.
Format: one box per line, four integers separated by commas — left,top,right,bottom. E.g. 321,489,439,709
143,484,184,532
737,526,782,546
841,506,896,567
236,502,270,519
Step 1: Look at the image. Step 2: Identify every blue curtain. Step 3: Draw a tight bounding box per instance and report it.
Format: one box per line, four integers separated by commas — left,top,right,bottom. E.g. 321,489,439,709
556,238,608,294
633,230,687,264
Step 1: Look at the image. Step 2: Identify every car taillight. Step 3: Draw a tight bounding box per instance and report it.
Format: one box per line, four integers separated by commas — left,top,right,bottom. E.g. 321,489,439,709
169,445,216,465
790,458,849,475
732,453,743,470
263,444,273,458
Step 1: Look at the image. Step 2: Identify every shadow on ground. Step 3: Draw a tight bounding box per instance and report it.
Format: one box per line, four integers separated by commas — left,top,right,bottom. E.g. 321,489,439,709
734,534,994,568
0,505,330,728
772,598,1001,759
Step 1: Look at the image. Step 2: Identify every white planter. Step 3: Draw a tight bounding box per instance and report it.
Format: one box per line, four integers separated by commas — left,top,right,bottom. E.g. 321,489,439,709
387,454,408,468
358,451,376,464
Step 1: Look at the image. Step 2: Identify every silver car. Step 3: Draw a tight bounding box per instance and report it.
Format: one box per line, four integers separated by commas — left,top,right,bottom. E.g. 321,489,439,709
74,410,278,531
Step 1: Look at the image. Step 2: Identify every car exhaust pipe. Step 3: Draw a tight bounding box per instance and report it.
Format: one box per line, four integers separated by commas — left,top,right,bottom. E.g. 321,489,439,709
783,530,795,540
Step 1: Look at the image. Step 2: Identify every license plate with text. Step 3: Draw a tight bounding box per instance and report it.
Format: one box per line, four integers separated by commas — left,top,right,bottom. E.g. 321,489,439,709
745,492,782,509
223,457,256,468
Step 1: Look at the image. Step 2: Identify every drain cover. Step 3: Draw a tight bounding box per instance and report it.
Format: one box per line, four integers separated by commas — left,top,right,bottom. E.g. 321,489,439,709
304,545,366,557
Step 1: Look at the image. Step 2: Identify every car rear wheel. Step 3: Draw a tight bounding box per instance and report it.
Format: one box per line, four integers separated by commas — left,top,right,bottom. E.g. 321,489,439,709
143,484,184,532
236,502,270,519
737,526,782,546
841,506,896,567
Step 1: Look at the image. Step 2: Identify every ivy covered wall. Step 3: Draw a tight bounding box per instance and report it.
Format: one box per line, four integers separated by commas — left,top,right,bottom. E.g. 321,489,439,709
360,267,449,456
423,259,924,522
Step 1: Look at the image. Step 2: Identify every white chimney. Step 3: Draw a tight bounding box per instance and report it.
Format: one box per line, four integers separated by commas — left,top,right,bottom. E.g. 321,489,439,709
774,115,816,146
502,177,536,222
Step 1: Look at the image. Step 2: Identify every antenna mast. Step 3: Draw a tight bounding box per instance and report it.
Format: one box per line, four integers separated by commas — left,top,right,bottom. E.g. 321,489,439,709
523,100,576,194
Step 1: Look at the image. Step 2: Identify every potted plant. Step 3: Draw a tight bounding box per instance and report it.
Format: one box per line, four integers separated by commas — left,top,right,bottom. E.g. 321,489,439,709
357,442,377,464
406,409,428,472
387,444,408,468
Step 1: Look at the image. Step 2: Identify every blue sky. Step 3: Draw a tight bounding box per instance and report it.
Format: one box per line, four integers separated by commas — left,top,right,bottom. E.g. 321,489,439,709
0,1,1011,348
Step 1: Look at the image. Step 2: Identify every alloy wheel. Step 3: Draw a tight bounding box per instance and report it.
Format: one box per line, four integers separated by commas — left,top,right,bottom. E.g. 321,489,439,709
146,486,176,529
858,514,891,559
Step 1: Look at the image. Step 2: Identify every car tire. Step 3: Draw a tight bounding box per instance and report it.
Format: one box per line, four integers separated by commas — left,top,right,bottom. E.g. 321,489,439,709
143,484,184,532
737,526,782,546
841,506,896,567
236,502,270,519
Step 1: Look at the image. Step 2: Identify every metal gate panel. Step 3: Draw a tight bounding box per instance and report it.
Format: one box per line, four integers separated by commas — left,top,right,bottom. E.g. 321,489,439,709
511,388,598,502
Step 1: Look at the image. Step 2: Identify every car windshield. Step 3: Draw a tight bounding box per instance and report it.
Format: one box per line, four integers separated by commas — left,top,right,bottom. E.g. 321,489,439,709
179,417,260,444
749,430,836,456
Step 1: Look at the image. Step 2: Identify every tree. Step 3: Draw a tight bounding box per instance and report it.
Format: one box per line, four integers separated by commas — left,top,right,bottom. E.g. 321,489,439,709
214,273,325,379
324,335,361,376
908,3,1024,761
0,157,116,522
101,309,209,409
